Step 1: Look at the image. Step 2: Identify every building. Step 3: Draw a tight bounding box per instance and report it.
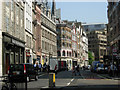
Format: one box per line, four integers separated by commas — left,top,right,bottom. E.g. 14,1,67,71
82,23,107,34
37,0,57,66
0,1,25,75
24,0,33,63
71,23,79,67
87,29,107,61
107,2,120,66
32,2,42,64
56,23,73,70
78,26,88,67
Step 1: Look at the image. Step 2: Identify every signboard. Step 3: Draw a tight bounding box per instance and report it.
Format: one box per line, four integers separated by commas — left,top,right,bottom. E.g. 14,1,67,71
26,49,30,57
112,48,117,53
12,39,25,47
113,53,117,56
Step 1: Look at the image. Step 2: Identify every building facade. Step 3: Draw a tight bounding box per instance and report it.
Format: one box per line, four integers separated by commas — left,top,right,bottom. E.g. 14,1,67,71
57,23,73,70
87,30,107,61
107,2,120,66
0,1,25,75
24,0,33,63
37,1,57,66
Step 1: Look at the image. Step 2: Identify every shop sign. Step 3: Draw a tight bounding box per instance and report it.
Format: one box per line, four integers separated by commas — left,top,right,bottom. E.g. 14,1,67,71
4,36,11,43
26,49,30,57
12,39,25,47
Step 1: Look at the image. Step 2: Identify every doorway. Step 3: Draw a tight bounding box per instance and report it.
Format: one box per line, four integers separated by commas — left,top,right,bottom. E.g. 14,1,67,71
5,53,10,74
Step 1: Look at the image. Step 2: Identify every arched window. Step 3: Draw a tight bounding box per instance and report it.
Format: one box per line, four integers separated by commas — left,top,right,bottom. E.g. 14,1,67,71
69,52,71,57
67,51,69,56
62,50,65,56
57,51,61,56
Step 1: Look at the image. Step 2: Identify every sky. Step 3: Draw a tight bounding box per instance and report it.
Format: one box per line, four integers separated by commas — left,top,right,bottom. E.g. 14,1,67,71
56,2,108,24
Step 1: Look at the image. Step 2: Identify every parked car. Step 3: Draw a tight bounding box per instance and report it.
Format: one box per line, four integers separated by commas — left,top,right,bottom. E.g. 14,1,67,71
96,63,106,74
8,63,38,82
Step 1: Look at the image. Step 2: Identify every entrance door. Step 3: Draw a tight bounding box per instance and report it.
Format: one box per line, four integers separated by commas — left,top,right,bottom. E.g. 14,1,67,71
5,53,10,74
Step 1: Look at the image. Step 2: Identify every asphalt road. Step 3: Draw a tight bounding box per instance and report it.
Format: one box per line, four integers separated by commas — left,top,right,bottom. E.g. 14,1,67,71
28,70,120,90
0,70,119,90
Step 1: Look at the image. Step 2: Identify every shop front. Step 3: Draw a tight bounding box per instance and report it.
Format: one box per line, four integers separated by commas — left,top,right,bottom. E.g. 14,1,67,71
2,33,25,75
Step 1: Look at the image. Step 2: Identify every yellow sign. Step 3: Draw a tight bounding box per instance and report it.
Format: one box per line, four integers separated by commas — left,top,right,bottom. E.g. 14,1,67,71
53,73,55,83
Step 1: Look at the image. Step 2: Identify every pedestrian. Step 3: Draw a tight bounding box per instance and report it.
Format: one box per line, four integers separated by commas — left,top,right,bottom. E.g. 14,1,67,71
113,65,117,76
72,66,75,76
43,63,46,72
54,64,57,74
34,61,39,74
76,65,80,76
72,66,76,76
39,63,42,72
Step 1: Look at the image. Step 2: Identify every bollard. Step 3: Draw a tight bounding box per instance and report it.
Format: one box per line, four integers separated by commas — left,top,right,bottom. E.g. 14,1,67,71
49,73,55,88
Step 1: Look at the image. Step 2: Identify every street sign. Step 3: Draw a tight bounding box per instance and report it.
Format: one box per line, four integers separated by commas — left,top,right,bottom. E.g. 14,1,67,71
113,53,117,56
112,48,117,53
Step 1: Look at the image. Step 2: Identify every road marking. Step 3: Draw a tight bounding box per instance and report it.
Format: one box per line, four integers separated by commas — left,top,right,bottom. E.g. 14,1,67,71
71,78,74,82
39,74,45,77
67,82,71,86
41,86,48,88
67,78,74,86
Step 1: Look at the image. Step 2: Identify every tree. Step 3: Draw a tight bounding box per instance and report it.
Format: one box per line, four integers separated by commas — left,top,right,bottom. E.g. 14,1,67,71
88,51,95,65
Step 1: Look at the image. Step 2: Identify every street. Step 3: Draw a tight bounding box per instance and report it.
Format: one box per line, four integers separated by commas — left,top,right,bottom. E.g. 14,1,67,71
0,70,119,90
27,70,120,90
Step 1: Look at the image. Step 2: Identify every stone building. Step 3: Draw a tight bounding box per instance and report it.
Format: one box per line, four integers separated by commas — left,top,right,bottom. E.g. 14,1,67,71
82,24,107,62
36,1,57,66
0,1,25,75
107,2,120,66
87,30,107,61
24,0,33,63
56,23,73,70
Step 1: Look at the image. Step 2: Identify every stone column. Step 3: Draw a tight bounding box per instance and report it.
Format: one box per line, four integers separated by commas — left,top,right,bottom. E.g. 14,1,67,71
0,30,2,76
0,1,3,76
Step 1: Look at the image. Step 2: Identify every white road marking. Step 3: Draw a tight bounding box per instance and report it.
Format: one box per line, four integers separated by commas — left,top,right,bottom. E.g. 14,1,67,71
67,78,74,86
67,82,71,86
39,74,45,77
71,78,74,82
41,86,48,88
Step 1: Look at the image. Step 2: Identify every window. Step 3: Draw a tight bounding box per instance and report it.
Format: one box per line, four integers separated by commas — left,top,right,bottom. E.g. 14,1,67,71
62,42,65,46
67,51,69,56
62,51,65,56
10,53,14,64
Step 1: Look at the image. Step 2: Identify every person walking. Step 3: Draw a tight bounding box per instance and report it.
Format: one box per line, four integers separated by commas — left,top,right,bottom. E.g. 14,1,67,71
34,61,39,75
39,63,42,72
76,65,80,76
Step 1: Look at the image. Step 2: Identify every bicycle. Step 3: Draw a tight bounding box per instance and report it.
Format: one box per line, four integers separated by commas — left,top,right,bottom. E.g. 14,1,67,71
1,76,17,90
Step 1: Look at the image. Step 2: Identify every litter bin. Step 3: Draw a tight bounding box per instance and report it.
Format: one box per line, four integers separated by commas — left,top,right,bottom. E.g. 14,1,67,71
49,73,55,88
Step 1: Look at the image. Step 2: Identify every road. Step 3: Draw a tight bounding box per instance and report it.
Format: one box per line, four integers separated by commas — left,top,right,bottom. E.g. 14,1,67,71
0,70,119,90
28,70,120,90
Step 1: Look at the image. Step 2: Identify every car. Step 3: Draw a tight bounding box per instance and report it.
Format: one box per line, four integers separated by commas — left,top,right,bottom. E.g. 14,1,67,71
96,67,104,73
8,63,38,82
96,63,105,74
